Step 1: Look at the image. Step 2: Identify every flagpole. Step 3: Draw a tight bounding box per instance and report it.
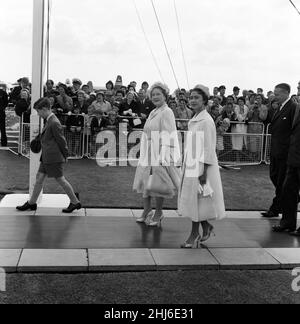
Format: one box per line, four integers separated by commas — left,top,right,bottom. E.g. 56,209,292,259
30,0,46,197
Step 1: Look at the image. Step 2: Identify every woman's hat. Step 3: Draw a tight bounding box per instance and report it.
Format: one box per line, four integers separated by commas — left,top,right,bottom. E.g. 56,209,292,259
193,84,210,98
150,82,170,96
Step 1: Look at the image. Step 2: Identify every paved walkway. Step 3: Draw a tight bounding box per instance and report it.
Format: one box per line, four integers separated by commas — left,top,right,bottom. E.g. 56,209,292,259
0,210,299,273
0,194,299,273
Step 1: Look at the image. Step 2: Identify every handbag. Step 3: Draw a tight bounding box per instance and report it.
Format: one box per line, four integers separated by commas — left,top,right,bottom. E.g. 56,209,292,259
30,119,42,154
30,134,42,154
146,166,174,196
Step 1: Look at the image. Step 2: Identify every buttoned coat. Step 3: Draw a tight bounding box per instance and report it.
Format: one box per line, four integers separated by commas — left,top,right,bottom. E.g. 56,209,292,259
178,110,226,222
41,114,69,164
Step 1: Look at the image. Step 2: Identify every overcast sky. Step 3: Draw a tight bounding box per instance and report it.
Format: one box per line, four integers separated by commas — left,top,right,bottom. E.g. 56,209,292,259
0,0,299,94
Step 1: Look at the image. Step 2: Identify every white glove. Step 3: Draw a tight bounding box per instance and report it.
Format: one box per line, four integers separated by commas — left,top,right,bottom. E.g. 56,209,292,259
198,181,214,197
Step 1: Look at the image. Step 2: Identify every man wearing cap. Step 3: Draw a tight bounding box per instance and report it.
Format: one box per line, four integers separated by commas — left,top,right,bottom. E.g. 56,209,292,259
262,83,297,220
0,88,8,147
219,86,227,106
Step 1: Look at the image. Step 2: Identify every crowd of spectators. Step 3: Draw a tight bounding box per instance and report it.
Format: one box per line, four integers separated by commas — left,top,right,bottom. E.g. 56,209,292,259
3,77,300,159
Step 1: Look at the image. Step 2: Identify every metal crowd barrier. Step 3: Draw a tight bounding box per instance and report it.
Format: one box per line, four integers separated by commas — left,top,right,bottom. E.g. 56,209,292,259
1,108,21,155
19,121,31,158
85,126,186,166
17,113,272,166
217,122,265,166
19,113,85,160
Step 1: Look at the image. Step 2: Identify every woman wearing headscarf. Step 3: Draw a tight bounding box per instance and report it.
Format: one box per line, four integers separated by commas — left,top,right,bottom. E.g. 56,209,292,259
178,85,226,248
133,82,181,227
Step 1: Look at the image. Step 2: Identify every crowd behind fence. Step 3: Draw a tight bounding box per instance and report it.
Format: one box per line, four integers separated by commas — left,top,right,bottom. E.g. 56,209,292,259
17,113,272,166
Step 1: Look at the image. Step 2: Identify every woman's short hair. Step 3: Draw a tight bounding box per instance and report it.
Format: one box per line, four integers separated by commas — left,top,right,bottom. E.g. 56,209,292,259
48,94,57,102
106,81,114,89
46,79,54,86
34,98,51,110
150,82,170,100
237,97,246,104
58,83,67,92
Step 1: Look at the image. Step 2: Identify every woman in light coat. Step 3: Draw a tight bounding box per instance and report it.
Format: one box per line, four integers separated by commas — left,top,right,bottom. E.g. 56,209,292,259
133,82,181,227
178,85,226,248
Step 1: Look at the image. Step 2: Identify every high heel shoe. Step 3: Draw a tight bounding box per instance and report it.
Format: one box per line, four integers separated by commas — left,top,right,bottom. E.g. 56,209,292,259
148,213,165,227
201,224,216,243
136,210,154,223
181,235,202,249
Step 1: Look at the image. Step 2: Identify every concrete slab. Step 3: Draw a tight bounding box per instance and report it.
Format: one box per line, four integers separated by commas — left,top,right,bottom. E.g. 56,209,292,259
86,209,133,218
0,194,69,208
132,209,179,219
36,195,70,208
201,221,261,249
18,249,88,273
0,250,22,273
0,207,35,217
265,248,300,269
150,249,219,270
35,207,86,217
210,248,280,270
89,249,156,271
0,194,29,208
226,211,262,219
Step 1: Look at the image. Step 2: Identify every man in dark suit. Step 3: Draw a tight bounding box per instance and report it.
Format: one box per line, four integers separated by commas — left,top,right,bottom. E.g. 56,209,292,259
273,104,300,234
17,98,82,214
0,88,8,147
262,83,297,219
137,89,155,126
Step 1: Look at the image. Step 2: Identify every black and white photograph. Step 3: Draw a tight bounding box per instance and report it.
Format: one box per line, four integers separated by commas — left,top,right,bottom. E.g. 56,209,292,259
0,0,300,307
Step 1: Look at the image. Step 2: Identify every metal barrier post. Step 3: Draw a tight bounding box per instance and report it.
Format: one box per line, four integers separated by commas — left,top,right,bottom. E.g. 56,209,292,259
264,124,271,165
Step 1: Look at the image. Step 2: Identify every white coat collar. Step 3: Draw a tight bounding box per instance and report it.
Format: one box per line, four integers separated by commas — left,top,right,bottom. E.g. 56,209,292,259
148,103,168,121
189,108,209,123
